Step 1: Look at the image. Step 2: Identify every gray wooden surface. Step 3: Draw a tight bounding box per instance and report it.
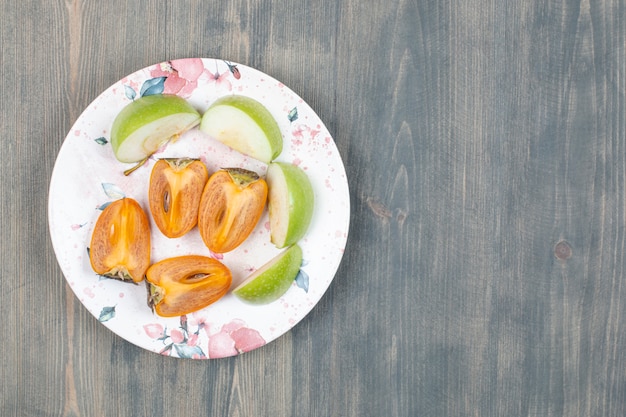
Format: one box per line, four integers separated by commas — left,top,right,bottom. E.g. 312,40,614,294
2,0,625,416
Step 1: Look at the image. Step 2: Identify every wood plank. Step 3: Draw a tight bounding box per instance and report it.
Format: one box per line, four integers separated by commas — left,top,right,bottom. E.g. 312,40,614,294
1,0,624,415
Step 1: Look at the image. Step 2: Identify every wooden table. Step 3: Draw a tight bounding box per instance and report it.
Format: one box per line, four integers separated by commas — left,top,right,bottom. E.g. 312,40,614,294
2,0,625,415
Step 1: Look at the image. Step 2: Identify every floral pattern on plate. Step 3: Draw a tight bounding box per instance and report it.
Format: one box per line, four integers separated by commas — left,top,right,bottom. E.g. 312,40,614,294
48,58,350,359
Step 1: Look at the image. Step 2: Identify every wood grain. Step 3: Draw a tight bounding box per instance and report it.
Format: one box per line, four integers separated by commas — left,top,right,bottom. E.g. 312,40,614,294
1,0,624,415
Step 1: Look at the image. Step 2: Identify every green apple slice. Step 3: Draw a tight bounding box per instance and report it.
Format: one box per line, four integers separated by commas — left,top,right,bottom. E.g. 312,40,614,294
199,95,283,163
110,94,201,164
233,244,303,305
266,162,315,248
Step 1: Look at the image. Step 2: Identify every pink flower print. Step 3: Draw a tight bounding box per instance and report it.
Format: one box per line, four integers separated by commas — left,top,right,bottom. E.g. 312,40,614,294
221,319,246,333
149,59,204,98
171,58,204,97
207,319,266,358
204,67,232,91
189,312,209,331
144,315,207,358
171,58,204,81
231,327,265,352
143,323,165,339
150,62,185,95
187,333,199,347
170,329,185,344
208,331,238,358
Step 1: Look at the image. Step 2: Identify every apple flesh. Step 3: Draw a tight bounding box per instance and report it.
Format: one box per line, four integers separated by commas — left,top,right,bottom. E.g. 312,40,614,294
199,95,283,164
266,162,314,248
110,94,201,164
233,244,303,305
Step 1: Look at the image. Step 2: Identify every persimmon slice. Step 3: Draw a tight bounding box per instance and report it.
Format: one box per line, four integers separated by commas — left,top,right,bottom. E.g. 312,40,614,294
146,255,232,317
198,168,268,253
89,198,151,283
148,158,208,238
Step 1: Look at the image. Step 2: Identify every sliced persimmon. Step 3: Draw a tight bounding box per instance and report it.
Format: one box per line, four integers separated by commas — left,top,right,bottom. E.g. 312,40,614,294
89,198,151,283
146,255,232,317
148,158,209,238
197,168,268,253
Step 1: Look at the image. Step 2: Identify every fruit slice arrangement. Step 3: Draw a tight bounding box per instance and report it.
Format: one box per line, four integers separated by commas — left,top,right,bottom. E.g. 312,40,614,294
88,92,315,316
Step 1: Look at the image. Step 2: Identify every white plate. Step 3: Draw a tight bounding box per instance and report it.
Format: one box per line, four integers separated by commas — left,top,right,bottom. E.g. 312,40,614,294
48,58,350,359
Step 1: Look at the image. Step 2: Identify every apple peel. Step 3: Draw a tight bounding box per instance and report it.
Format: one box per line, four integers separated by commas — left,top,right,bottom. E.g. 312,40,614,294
110,94,201,172
233,244,303,305
199,95,283,164
266,162,315,248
